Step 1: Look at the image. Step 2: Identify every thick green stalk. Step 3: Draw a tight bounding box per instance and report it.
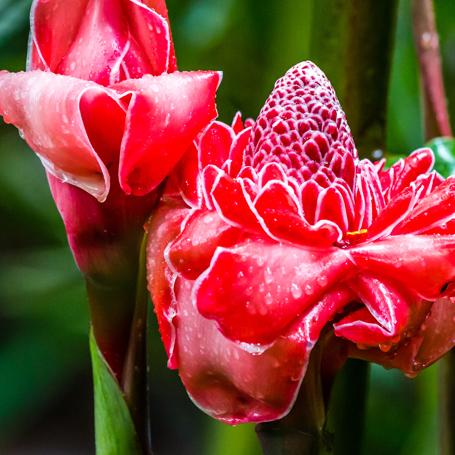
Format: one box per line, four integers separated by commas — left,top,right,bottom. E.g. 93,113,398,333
255,342,331,455
310,0,399,159
439,350,455,455
326,359,369,455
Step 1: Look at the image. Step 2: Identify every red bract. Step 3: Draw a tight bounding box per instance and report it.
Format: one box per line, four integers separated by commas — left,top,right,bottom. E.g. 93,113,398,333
147,61,455,424
0,0,220,375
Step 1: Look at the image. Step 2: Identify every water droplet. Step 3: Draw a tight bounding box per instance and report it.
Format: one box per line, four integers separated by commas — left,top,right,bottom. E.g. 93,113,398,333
264,267,274,284
304,284,313,295
265,293,273,305
291,283,302,299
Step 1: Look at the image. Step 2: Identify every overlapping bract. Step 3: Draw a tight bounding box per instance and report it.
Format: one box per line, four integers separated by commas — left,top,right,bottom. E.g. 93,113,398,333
0,0,220,201
147,61,455,424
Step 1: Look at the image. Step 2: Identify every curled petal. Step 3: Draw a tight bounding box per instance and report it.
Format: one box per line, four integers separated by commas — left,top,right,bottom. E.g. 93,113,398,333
211,173,263,232
199,121,235,170
121,0,171,75
29,0,90,71
392,176,455,234
334,274,429,347
146,198,191,367
229,127,251,178
380,148,434,202
348,297,455,376
349,235,455,300
0,71,127,200
112,71,221,196
194,238,356,345
166,209,242,280
253,181,342,246
172,276,310,424
171,142,201,208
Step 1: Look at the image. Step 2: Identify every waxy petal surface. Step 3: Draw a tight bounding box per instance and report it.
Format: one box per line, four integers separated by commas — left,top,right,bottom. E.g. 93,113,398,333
194,238,356,345
0,71,126,200
112,71,220,196
166,209,242,279
146,198,191,366
171,279,355,425
349,235,455,299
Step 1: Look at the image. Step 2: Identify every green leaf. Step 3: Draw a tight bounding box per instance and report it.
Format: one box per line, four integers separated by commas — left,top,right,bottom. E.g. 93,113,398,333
90,329,143,455
426,136,455,178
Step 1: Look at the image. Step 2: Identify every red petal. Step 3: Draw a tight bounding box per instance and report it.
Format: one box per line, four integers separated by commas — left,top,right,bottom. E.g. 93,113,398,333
348,297,455,376
166,209,242,279
334,274,428,346
254,181,342,246
112,71,220,196
201,165,223,209
199,121,234,170
169,276,314,424
146,199,191,367
258,162,287,188
171,142,200,208
392,177,455,235
229,127,251,178
211,173,263,232
231,111,244,134
0,71,126,200
380,148,434,202
349,235,455,299
194,239,356,344
315,186,349,233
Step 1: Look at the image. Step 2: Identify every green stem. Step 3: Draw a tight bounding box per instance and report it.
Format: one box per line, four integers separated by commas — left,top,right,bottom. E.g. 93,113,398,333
439,349,455,455
121,233,152,455
327,359,369,455
310,0,399,159
255,342,331,455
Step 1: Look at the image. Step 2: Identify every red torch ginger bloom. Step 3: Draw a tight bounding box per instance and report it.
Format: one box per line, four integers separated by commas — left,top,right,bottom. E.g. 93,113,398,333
147,61,455,424
0,0,220,375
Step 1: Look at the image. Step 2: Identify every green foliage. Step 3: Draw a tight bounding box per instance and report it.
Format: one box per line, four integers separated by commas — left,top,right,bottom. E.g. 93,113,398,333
90,330,143,455
427,136,455,178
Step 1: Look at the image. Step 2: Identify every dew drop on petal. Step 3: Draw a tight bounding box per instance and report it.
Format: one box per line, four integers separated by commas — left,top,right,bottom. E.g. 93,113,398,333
291,283,302,299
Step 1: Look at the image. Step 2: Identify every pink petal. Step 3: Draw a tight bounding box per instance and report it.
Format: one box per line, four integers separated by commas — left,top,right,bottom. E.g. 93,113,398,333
112,71,220,196
0,71,126,200
166,209,242,279
55,0,152,85
253,181,342,246
29,0,90,71
194,239,356,345
199,121,234,170
171,142,200,208
170,276,310,424
121,0,171,75
146,198,191,367
140,0,177,71
349,235,455,299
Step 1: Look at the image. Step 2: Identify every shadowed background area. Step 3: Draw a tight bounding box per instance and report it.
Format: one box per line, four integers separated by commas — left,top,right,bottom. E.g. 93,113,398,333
0,0,454,453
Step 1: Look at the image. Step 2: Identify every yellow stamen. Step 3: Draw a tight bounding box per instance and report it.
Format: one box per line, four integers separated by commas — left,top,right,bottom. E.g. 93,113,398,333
346,229,368,236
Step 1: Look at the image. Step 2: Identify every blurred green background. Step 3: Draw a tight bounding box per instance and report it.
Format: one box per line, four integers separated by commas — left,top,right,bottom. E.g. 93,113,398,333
0,0,454,453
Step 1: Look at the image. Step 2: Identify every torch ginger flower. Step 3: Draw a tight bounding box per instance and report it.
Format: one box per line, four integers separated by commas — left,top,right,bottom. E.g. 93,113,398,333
0,0,220,375
146,61,455,424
